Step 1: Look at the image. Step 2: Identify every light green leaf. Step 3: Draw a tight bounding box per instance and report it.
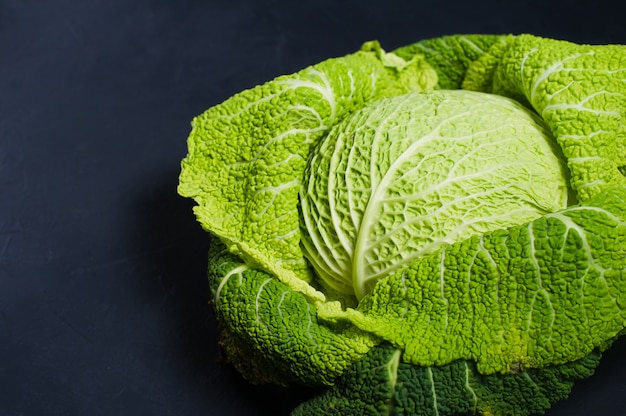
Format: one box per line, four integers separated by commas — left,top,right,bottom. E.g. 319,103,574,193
319,186,626,374
179,42,437,300
464,34,626,201
300,89,569,300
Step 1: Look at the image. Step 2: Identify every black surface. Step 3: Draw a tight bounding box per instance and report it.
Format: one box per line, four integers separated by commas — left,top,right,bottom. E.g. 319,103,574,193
2,1,626,415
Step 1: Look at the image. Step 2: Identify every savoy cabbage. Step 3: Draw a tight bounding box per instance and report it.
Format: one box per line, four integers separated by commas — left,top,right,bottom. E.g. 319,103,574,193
178,34,626,415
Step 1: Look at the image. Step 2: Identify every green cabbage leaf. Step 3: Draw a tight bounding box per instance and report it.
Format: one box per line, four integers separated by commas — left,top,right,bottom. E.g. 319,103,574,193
320,185,626,375
179,41,437,301
292,343,600,416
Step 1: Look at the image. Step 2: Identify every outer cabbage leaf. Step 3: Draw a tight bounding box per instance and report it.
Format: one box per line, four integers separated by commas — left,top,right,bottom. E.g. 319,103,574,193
178,42,437,301
463,34,626,201
394,34,507,89
292,343,601,416
319,186,626,374
207,239,378,386
300,89,569,300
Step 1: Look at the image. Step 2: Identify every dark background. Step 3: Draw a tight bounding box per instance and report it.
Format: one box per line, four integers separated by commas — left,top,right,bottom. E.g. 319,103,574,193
2,1,625,415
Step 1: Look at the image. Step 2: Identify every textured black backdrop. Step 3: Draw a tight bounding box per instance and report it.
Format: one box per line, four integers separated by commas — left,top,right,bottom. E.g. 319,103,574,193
2,1,626,415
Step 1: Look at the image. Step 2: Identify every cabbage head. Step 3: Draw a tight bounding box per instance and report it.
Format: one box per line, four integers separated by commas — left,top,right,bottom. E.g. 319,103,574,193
178,34,626,415
300,89,569,300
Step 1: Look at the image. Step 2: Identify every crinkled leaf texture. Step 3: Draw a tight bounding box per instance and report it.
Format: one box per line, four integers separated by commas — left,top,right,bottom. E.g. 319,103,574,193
300,89,569,300
394,34,506,90
179,41,437,301
207,239,377,386
178,33,626,416
292,343,600,416
462,34,626,202
320,185,626,375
